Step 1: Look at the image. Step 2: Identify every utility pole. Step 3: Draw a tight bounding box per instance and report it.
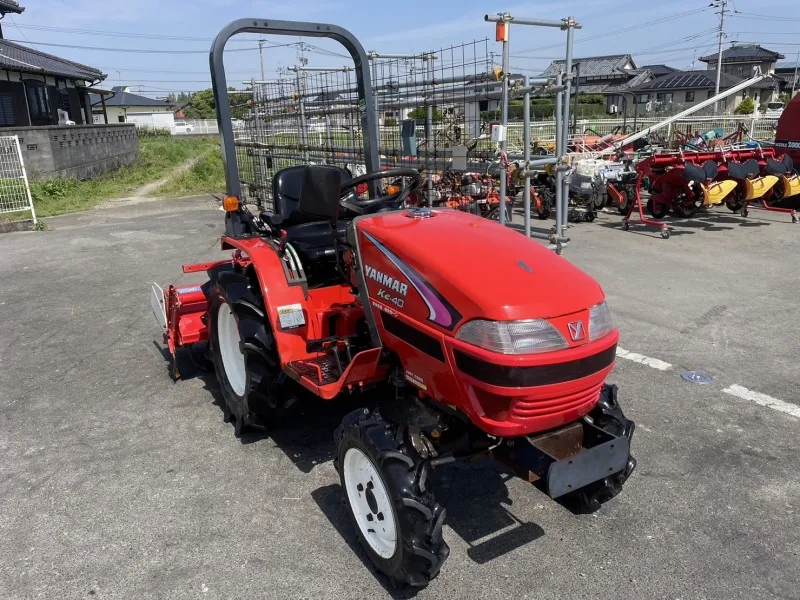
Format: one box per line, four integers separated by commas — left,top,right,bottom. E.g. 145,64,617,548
258,40,265,81
713,0,728,114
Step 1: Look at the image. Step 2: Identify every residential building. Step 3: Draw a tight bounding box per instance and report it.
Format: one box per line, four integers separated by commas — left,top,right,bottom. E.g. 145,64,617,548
540,54,654,114
640,64,678,78
0,0,105,127
630,70,775,114
774,61,799,98
699,43,783,106
90,87,174,129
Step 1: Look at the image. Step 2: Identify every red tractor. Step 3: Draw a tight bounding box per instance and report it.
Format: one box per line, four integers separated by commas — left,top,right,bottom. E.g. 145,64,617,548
152,18,637,588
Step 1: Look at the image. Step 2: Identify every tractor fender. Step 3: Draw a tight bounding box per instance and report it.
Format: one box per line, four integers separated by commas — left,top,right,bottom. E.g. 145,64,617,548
216,236,315,365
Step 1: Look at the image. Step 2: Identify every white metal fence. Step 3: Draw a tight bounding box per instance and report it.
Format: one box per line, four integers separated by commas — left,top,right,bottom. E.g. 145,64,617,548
172,119,220,135
0,136,36,224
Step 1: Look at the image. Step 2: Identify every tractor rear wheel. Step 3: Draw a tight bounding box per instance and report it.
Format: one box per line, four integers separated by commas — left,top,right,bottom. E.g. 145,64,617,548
335,409,449,588
208,270,295,436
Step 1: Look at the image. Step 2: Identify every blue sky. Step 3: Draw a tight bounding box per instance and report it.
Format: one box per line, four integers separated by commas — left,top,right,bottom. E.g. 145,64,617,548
7,0,799,96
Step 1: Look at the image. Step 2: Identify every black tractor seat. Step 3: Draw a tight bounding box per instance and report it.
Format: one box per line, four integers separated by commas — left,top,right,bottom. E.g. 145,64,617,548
268,164,355,287
284,220,350,263
726,159,759,180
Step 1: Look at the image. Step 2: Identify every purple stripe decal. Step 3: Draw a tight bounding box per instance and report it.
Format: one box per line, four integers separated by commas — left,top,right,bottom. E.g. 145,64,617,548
363,232,453,328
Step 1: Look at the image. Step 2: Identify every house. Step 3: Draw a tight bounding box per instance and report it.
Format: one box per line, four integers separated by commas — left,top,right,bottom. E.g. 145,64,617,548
699,43,783,106
0,1,106,127
171,101,192,119
640,64,678,78
540,54,654,114
774,61,799,98
90,87,174,129
630,70,775,114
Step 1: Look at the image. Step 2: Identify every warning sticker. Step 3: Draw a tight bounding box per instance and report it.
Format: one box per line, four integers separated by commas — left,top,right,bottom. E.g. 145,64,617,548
405,370,427,391
277,304,305,330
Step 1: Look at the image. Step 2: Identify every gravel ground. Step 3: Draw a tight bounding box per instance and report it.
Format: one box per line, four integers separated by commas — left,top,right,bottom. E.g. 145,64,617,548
0,197,798,600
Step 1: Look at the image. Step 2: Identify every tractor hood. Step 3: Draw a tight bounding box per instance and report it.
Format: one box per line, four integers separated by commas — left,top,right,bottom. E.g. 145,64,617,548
356,209,605,330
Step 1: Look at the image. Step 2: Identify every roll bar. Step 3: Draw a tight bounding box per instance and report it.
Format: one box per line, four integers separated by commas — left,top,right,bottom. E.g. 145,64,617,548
209,19,381,235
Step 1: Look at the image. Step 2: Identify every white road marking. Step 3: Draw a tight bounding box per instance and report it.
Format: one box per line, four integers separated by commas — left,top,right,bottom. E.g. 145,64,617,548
722,385,800,419
616,347,672,371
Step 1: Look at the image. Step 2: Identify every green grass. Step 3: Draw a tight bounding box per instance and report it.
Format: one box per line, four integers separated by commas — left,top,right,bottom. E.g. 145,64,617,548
156,147,226,198
0,136,219,221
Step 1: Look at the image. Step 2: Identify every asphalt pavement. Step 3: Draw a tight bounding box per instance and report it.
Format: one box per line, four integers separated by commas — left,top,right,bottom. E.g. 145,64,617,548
0,197,798,600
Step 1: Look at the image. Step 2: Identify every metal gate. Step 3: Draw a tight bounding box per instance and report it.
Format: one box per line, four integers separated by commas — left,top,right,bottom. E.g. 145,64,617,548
0,136,36,224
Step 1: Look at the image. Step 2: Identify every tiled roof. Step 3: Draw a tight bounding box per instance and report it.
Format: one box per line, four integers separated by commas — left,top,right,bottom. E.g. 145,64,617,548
541,54,635,78
0,0,24,14
633,69,775,92
775,61,800,72
90,90,170,107
605,69,653,92
640,64,677,77
700,44,784,63
0,39,104,80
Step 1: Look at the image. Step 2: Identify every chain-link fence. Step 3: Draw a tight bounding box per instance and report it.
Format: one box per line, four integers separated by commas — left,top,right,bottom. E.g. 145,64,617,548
0,136,36,224
232,40,510,209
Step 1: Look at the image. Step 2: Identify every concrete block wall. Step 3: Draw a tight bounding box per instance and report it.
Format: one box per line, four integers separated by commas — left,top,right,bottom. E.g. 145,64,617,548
0,124,137,180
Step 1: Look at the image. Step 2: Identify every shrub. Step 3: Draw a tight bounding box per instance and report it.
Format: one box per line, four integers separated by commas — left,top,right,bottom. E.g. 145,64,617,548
384,117,397,126
734,97,755,115
136,126,171,138
408,107,444,121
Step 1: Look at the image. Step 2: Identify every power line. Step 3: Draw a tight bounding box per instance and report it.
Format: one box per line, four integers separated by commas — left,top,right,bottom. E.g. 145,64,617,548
1,38,347,59
8,16,38,51
728,12,800,22
9,22,297,45
1,39,265,54
513,6,711,56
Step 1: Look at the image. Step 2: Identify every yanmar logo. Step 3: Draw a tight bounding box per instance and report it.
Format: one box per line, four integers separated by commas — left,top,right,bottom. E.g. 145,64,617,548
364,265,408,296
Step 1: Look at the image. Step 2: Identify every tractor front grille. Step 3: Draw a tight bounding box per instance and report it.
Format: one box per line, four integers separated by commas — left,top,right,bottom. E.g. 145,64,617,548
510,382,603,421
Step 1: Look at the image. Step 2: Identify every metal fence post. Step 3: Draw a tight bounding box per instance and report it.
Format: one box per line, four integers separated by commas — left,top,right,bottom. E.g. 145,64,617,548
559,18,576,245
371,56,381,150
295,70,310,162
523,74,531,237
554,73,564,245
425,54,434,206
498,15,511,226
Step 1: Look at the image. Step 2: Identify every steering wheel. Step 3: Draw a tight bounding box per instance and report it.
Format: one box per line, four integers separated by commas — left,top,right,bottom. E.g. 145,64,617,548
340,168,423,214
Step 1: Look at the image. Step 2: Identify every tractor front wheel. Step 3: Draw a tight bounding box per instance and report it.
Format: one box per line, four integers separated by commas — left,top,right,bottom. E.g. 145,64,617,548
208,270,295,436
335,409,449,588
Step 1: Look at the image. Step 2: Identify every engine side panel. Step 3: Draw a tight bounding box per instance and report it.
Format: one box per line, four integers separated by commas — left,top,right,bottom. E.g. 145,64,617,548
221,236,357,365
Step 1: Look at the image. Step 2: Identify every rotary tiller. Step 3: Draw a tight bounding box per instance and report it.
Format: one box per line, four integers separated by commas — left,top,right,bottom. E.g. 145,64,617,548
151,18,637,589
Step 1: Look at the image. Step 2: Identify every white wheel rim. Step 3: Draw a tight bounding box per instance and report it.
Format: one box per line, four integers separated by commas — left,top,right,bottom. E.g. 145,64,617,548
343,447,398,559
217,302,247,397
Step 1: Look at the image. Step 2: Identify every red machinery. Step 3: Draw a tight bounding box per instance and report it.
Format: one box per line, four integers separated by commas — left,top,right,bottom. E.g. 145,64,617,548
623,146,798,237
151,18,637,589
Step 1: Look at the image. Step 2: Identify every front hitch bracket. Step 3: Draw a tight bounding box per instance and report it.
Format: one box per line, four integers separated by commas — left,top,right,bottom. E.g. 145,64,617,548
493,384,636,499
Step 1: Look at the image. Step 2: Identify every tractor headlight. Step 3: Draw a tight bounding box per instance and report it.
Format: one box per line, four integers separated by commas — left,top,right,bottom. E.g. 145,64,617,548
589,301,614,341
455,319,568,355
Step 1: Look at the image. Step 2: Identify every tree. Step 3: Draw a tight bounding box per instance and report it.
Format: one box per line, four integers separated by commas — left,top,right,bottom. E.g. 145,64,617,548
183,89,216,119
778,92,791,105
734,97,755,115
408,107,444,121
